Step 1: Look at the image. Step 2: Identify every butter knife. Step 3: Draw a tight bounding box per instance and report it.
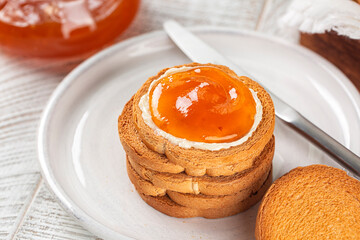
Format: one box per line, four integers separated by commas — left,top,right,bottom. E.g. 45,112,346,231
163,20,360,178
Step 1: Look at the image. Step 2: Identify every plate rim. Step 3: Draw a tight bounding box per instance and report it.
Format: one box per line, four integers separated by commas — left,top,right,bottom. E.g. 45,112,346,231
37,26,360,240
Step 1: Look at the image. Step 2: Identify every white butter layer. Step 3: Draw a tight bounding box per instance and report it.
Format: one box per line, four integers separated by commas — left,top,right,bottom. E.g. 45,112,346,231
280,0,360,39
139,66,263,151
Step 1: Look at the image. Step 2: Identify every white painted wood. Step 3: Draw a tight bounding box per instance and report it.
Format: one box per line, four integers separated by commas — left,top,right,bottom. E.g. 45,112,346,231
14,183,99,240
256,0,298,41
0,56,83,240
0,0,291,239
119,0,265,40
0,174,40,240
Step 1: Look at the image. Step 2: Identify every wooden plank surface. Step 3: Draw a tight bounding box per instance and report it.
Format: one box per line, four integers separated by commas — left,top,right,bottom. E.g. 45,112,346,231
14,183,99,240
0,0,291,239
0,174,40,239
0,56,82,240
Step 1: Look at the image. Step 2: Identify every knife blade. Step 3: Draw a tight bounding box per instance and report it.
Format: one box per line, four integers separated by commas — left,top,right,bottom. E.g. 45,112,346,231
163,20,360,178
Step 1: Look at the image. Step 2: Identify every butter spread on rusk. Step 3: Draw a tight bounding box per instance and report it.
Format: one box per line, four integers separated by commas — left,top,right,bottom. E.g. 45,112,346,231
139,65,263,150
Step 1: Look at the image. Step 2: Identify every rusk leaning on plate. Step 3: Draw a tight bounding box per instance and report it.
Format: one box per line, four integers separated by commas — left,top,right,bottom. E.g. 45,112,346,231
281,0,360,90
255,165,360,240
118,63,275,218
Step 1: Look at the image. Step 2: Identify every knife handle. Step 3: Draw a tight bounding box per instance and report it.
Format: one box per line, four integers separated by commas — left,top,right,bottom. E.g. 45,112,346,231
281,111,360,179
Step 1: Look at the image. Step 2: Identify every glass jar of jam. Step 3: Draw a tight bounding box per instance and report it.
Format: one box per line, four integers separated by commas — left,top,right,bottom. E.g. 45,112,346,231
0,0,140,57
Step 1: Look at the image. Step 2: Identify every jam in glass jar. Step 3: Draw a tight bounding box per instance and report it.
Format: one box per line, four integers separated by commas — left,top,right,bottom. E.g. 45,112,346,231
0,0,140,57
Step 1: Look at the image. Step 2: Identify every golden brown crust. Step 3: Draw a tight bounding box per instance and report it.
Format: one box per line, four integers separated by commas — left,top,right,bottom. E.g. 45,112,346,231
167,168,272,209
119,97,274,177
119,62,276,219
255,165,360,240
128,136,275,195
126,159,166,196
132,63,275,170
137,171,272,219
126,153,272,209
119,98,185,174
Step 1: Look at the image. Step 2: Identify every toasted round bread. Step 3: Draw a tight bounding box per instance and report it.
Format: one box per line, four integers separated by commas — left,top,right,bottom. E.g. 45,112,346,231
127,152,272,209
132,63,275,171
167,168,272,209
255,165,360,240
128,136,274,196
119,97,184,174
137,172,271,219
119,97,272,177
126,159,166,196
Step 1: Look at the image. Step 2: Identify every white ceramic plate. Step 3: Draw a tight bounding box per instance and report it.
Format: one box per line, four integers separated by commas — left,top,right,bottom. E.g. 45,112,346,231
38,27,360,240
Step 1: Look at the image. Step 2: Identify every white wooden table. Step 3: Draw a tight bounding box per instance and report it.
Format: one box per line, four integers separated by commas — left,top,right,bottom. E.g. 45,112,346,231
0,0,292,239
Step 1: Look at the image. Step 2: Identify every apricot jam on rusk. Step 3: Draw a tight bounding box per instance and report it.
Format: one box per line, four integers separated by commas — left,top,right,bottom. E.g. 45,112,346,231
149,66,257,143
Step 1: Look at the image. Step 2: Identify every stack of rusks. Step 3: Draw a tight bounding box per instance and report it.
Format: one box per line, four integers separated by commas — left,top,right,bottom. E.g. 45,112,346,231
118,63,275,218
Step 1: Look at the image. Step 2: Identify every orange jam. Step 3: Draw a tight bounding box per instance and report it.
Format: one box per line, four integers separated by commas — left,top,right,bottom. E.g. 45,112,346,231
0,0,139,57
149,67,257,143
